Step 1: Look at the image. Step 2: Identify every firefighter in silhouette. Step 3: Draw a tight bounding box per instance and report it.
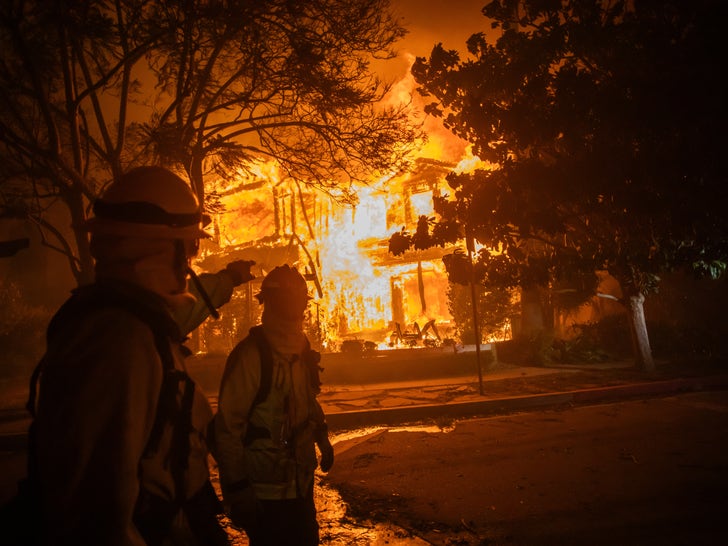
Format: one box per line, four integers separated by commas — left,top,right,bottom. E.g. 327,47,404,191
25,166,254,545
213,265,334,546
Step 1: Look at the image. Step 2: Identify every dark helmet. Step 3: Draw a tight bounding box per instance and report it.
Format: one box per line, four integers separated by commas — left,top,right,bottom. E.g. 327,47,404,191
256,265,310,304
85,166,209,240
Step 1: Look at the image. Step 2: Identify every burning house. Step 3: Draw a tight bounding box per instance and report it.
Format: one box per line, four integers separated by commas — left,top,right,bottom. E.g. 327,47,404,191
191,156,460,355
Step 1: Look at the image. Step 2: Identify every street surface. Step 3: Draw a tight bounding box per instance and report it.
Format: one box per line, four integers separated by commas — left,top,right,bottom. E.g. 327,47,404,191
2,389,727,545
324,391,728,545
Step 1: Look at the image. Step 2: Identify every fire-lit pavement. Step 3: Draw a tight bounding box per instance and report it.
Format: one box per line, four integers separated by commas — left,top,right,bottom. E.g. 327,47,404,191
323,390,728,545
3,359,728,544
4,359,728,447
315,361,728,432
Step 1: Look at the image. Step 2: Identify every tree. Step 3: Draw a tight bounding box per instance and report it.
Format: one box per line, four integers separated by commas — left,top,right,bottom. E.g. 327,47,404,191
446,277,514,345
0,0,160,284
1,0,420,285
138,0,420,206
393,0,728,370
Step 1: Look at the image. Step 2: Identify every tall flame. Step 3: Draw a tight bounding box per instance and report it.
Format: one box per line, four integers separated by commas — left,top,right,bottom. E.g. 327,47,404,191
195,66,483,351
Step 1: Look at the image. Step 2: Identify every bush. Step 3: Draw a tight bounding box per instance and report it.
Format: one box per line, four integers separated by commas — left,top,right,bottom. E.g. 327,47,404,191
447,282,515,344
647,320,726,360
583,315,632,356
551,335,611,364
0,282,51,378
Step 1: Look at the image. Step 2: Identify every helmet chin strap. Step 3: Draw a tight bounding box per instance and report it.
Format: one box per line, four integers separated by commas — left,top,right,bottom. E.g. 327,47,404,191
187,266,220,320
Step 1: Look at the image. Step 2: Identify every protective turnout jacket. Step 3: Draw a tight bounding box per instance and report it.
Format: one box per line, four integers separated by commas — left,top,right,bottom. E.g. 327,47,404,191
32,280,222,546
213,321,326,500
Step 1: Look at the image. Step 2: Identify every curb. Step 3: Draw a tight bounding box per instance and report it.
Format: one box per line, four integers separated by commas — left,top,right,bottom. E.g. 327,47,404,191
325,374,728,431
2,375,728,448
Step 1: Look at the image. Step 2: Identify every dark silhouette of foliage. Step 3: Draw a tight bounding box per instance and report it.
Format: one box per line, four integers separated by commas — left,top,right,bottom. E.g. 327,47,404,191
134,0,421,205
1,0,420,284
447,281,513,345
393,0,728,370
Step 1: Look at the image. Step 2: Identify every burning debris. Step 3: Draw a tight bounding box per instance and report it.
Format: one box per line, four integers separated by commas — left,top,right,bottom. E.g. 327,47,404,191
192,157,466,354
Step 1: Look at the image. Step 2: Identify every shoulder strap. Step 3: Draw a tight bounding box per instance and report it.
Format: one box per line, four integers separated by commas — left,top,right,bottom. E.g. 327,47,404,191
247,326,322,405
239,326,275,446
247,325,274,410
302,338,323,395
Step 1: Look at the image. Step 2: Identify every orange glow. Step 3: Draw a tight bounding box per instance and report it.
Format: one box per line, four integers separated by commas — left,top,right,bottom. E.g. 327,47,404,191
453,146,491,174
195,69,481,352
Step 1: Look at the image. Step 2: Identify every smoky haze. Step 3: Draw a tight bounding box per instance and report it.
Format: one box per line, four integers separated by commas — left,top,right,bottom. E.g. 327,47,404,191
387,0,487,79
0,0,491,403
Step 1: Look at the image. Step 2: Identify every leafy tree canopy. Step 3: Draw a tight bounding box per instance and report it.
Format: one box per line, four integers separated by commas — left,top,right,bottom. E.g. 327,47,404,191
391,0,728,369
136,0,421,203
1,0,420,284
395,0,728,292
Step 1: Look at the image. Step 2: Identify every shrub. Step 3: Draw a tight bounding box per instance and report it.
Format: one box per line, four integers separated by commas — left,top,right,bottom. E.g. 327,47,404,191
0,282,51,378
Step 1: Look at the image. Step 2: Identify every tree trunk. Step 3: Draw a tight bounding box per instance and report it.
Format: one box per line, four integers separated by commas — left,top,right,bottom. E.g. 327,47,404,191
516,284,554,366
626,291,655,372
67,191,94,286
517,285,545,341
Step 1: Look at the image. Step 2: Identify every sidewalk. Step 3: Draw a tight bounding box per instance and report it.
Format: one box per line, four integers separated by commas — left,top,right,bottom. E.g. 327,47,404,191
3,360,728,448
318,360,728,430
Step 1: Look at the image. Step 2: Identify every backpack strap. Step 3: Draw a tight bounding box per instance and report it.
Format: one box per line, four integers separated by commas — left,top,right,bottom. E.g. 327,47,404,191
241,326,275,445
242,326,323,446
302,338,323,395
247,325,274,409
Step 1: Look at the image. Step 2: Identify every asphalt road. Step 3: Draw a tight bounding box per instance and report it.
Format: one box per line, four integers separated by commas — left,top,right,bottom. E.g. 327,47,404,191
323,390,728,545
3,389,727,545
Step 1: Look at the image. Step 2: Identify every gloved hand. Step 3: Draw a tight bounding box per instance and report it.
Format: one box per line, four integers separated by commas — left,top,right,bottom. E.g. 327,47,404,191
223,260,255,286
317,436,334,473
224,484,259,530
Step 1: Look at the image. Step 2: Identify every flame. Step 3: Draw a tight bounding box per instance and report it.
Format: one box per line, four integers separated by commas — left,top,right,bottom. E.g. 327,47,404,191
318,185,389,336
453,144,500,174
200,162,284,248
315,178,456,349
195,64,487,352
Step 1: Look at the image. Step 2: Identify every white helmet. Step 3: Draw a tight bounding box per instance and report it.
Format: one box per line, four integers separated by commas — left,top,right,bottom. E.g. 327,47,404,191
255,265,311,303
85,166,209,239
